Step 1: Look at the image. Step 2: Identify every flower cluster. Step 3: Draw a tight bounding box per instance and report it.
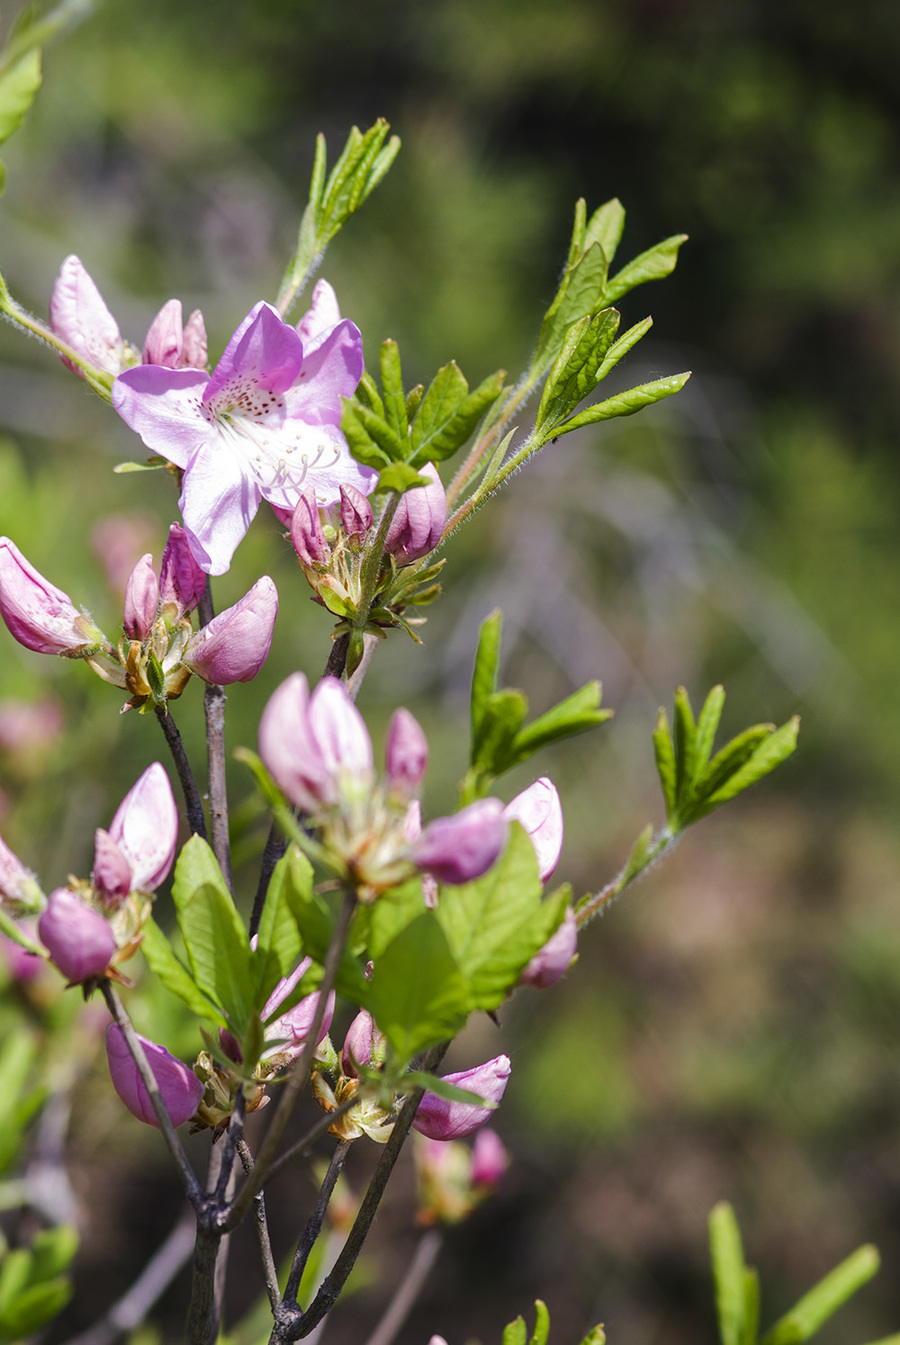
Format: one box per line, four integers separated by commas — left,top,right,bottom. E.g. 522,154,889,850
0,529,278,710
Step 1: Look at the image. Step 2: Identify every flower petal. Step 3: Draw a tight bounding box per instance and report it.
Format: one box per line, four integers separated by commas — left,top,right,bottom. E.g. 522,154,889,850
112,365,213,470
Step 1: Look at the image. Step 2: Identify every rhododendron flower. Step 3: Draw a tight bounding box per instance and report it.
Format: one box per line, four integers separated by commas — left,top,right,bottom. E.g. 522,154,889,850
0,832,44,912
411,799,508,886
112,290,375,574
259,673,374,814
182,576,278,684
0,539,106,656
263,956,335,1064
413,1054,511,1141
385,463,447,565
106,1024,203,1128
504,777,564,883
107,762,179,892
520,905,577,989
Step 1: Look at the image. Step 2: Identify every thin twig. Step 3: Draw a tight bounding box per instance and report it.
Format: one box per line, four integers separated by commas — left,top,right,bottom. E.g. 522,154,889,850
155,705,208,839
225,890,357,1232
250,820,288,940
284,1140,351,1305
237,1138,281,1313
198,581,232,890
101,983,202,1208
362,1229,443,1345
62,1209,196,1345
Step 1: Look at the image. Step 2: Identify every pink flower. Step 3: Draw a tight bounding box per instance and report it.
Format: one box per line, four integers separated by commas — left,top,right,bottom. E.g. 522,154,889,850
108,763,178,892
0,539,105,656
385,708,429,799
158,523,207,619
411,799,508,885
413,1054,511,1141
520,905,577,989
0,832,43,911
92,829,133,905
385,463,446,565
112,294,375,574
263,956,335,1063
471,1127,508,1186
342,1009,387,1076
142,299,207,369
183,576,278,684
259,673,374,814
38,888,116,983
123,554,159,641
504,777,564,883
106,1024,203,1128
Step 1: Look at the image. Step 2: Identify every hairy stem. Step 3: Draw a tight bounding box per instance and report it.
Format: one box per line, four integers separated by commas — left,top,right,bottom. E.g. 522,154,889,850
155,705,208,839
575,824,680,928
101,983,202,1208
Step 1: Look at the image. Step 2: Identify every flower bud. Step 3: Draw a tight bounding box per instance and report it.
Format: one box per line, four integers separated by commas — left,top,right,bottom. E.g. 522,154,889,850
123,554,159,640
0,833,44,912
106,1023,203,1128
93,828,133,905
49,255,125,376
385,708,428,799
504,778,564,883
183,576,278,685
259,673,374,814
181,309,208,369
159,523,207,619
296,278,343,353
385,463,446,565
471,1127,508,1186
412,799,507,886
339,483,373,542
108,763,178,892
142,299,186,368
413,1054,511,1141
342,1009,387,1076
38,888,116,983
290,492,330,568
520,905,577,989
264,957,335,1062
0,538,103,655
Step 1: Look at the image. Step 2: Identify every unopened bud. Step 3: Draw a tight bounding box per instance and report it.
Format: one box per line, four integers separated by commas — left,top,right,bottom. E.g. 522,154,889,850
471,1127,508,1186
339,483,373,542
412,799,507,886
49,255,125,376
159,523,207,619
290,492,330,568
520,905,577,989
183,576,278,685
504,778,564,883
0,833,44,912
38,888,116,983
385,463,446,565
143,299,185,367
413,1054,511,1141
342,1009,387,1076
108,763,178,893
181,310,208,369
0,539,104,655
106,1023,203,1128
123,554,159,640
93,828,133,904
385,708,428,799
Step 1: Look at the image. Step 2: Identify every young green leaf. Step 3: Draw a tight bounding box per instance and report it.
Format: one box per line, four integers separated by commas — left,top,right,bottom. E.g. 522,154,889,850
709,1201,748,1345
366,913,470,1060
594,316,653,383
341,399,407,464
532,242,609,377
503,1316,528,1345
28,1227,78,1284
692,717,800,819
141,918,229,1027
379,339,408,442
409,367,506,467
742,1267,760,1345
566,197,588,268
510,680,611,762
281,861,370,1004
620,823,654,888
0,49,41,149
578,1328,606,1345
652,708,677,817
170,836,255,1031
374,462,430,494
584,198,626,266
551,371,691,437
695,685,726,776
529,1300,551,1345
689,725,775,806
605,233,688,305
673,686,698,809
0,1276,72,1339
761,1244,880,1345
471,609,503,743
535,309,621,438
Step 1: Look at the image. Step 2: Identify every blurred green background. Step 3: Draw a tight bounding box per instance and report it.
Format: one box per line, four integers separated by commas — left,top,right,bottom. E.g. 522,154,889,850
2,0,900,1341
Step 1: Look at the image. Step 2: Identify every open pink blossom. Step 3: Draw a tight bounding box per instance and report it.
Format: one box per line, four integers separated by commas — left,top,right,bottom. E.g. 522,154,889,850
112,295,375,574
108,763,178,892
106,1024,203,1128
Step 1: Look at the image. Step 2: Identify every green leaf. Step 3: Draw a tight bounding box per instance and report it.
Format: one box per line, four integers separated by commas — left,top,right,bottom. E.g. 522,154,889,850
511,680,611,762
341,400,406,464
503,1316,528,1345
471,609,502,746
0,909,42,952
552,372,691,437
472,688,529,777
595,316,653,382
695,685,726,776
0,1250,30,1313
532,241,609,376
621,823,654,887
253,849,304,1008
170,836,254,1031
698,717,800,816
379,340,408,442
0,49,41,148
0,1277,72,1338
319,119,400,244
375,462,429,494
366,913,470,1059
652,708,677,817
605,233,688,305
141,919,229,1027
689,725,775,806
761,1244,880,1345
281,852,370,1003
362,876,428,960
578,1330,606,1345
29,1226,78,1282
673,686,698,809
565,197,587,267
0,1036,36,1121
529,1300,551,1345
409,367,506,467
742,1267,760,1345
709,1201,747,1345
584,198,626,266
535,309,621,437
435,827,567,1010
408,361,468,460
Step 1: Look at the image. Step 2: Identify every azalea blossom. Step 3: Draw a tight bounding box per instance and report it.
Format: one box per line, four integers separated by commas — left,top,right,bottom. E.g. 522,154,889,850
112,286,376,574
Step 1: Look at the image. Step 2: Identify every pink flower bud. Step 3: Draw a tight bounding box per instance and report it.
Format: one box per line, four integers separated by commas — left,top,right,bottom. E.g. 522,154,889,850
108,763,178,892
123,554,159,640
0,539,102,655
412,799,507,886
471,1127,508,1186
290,492,330,568
38,888,116,983
106,1023,203,1128
142,299,186,367
296,279,343,353
0,833,43,911
520,905,577,989
93,828,133,904
259,673,374,814
504,778,564,883
385,708,428,799
49,255,125,376
385,464,446,565
342,1009,387,1076
339,483,373,541
159,523,207,618
413,1054,511,1141
183,576,278,685
181,310,208,369
263,956,335,1062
